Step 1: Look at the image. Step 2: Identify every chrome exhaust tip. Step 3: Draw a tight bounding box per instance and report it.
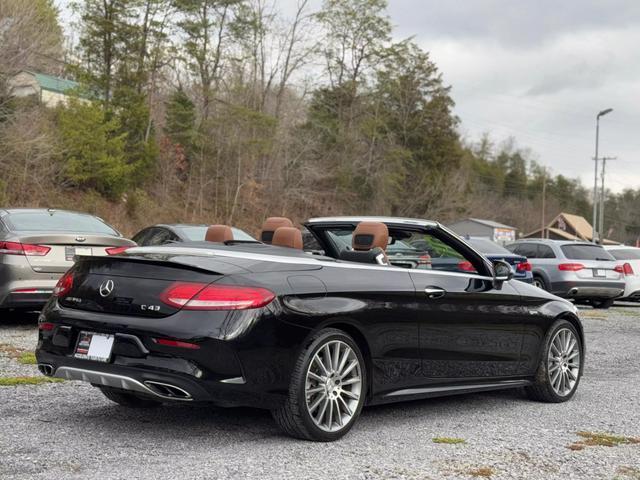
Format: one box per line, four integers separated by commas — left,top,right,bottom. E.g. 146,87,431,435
144,381,192,400
568,288,579,296
38,364,55,377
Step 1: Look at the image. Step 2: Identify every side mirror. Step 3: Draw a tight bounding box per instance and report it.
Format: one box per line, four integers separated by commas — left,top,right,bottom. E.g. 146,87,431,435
493,259,513,288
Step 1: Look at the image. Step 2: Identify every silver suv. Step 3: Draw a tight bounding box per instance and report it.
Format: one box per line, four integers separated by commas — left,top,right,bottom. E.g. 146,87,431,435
505,239,624,309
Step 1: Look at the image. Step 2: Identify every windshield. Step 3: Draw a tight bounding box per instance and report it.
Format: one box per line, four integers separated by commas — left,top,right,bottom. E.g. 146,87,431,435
5,211,119,235
608,248,640,260
180,226,256,241
468,238,511,254
561,244,614,261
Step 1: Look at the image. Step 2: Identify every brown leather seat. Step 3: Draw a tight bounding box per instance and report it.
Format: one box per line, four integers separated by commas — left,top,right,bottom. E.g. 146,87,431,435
352,221,389,252
260,217,293,243
339,221,389,265
204,225,234,243
272,227,303,250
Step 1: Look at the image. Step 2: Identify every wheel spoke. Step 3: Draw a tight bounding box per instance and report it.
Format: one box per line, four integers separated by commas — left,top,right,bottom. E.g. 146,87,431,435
340,377,360,386
326,397,334,429
313,355,329,377
308,371,324,383
334,399,343,427
332,342,340,373
315,397,329,424
337,395,353,416
548,363,560,374
307,386,325,395
342,388,360,400
340,360,358,379
308,393,327,413
323,344,333,371
567,350,580,361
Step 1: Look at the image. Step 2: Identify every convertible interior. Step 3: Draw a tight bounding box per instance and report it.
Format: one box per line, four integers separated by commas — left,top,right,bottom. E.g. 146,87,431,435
197,217,486,275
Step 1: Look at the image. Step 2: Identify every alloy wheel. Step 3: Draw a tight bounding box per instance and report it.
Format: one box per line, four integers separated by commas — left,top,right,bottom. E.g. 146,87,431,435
547,328,581,396
305,340,362,432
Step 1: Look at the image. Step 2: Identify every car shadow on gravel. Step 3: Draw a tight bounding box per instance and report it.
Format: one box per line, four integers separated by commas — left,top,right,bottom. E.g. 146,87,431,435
48,387,528,442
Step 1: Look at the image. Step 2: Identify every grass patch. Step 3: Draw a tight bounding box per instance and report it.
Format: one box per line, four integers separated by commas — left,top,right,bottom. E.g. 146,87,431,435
567,431,640,451
433,437,466,444
0,376,64,386
466,467,495,478
17,351,37,365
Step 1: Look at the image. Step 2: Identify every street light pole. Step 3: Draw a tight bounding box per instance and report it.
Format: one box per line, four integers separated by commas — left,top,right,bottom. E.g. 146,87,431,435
592,108,613,243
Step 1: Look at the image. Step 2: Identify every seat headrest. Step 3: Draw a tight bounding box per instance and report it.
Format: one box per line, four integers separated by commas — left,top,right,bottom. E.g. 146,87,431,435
205,225,234,243
352,221,389,251
272,227,303,250
261,217,293,243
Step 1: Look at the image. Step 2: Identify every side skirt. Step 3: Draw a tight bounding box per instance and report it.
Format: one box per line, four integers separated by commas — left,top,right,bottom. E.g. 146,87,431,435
368,379,532,406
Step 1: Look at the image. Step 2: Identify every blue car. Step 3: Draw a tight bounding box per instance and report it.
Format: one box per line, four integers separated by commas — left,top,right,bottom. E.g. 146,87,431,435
466,237,533,284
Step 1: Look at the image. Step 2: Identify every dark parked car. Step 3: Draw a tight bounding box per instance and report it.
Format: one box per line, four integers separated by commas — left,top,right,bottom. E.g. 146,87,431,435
0,208,134,312
132,224,255,246
466,237,533,283
36,217,583,441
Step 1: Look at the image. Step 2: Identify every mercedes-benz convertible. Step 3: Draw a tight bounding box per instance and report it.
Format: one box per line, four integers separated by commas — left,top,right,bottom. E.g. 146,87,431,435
35,216,584,441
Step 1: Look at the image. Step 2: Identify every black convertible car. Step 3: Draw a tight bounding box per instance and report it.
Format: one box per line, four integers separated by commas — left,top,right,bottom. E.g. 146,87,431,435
36,217,584,441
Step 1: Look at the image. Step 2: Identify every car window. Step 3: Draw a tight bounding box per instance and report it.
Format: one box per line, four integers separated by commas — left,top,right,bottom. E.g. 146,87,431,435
132,228,153,245
324,227,474,273
468,238,511,254
5,211,119,235
537,245,556,258
514,243,538,258
608,249,640,260
561,244,615,261
145,228,177,246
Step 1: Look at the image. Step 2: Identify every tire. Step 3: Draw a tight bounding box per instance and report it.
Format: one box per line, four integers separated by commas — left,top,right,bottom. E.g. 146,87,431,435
590,298,614,309
526,319,583,403
271,328,367,441
98,386,162,408
532,275,547,291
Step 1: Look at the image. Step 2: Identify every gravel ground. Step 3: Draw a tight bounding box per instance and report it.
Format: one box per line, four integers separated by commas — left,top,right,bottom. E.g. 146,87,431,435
1,306,639,480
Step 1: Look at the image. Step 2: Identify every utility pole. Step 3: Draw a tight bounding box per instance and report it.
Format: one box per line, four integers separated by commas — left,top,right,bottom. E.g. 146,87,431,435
541,168,546,239
592,108,613,243
598,156,616,242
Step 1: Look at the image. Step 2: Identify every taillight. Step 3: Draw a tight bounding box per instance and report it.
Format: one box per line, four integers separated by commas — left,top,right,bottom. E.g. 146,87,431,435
39,322,55,331
152,338,200,350
516,261,532,272
53,271,74,297
458,261,477,272
160,283,275,311
558,263,585,271
106,246,130,255
623,263,634,276
0,241,50,256
418,254,431,266
614,265,624,274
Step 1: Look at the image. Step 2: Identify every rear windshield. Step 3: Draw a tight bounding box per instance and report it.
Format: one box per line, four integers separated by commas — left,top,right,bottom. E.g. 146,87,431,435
180,226,255,241
561,244,614,261
468,238,511,254
5,212,119,235
608,248,640,260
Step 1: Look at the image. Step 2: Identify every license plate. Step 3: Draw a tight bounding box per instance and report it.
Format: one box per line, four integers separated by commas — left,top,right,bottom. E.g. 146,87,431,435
74,332,114,362
594,269,605,277
65,246,93,261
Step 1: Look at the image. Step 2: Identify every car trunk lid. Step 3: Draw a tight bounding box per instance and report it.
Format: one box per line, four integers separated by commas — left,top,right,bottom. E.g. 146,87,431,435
58,257,222,318
16,233,134,274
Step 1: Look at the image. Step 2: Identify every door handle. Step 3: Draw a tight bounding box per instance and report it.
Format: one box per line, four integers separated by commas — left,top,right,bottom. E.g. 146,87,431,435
424,287,446,299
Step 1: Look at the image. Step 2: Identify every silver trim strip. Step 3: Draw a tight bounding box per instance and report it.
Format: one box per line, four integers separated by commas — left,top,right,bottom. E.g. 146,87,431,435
307,216,439,227
384,380,530,397
220,376,246,384
124,246,495,281
54,366,193,401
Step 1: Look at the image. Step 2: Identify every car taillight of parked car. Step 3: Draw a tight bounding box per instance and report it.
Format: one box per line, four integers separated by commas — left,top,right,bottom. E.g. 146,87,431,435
160,282,276,311
614,263,634,276
558,263,585,271
53,271,74,297
0,241,50,256
458,260,477,273
516,261,532,272
418,254,431,266
105,246,131,255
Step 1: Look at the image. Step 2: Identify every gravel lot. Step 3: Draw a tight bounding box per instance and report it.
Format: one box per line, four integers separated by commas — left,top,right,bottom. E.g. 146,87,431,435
1,306,639,480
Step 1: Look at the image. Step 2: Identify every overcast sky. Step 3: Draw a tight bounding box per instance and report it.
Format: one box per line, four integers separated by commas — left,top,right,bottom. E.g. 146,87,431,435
58,0,639,192
386,0,640,193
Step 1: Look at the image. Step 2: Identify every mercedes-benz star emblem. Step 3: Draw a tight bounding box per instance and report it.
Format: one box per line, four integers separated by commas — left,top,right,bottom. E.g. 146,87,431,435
99,279,115,298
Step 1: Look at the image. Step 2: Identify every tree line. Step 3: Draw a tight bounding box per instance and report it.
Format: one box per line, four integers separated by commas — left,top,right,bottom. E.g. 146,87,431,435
0,0,638,243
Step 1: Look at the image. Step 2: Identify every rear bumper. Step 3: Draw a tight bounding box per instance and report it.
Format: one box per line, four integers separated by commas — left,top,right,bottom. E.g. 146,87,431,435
551,281,625,299
0,277,58,309
34,301,309,409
